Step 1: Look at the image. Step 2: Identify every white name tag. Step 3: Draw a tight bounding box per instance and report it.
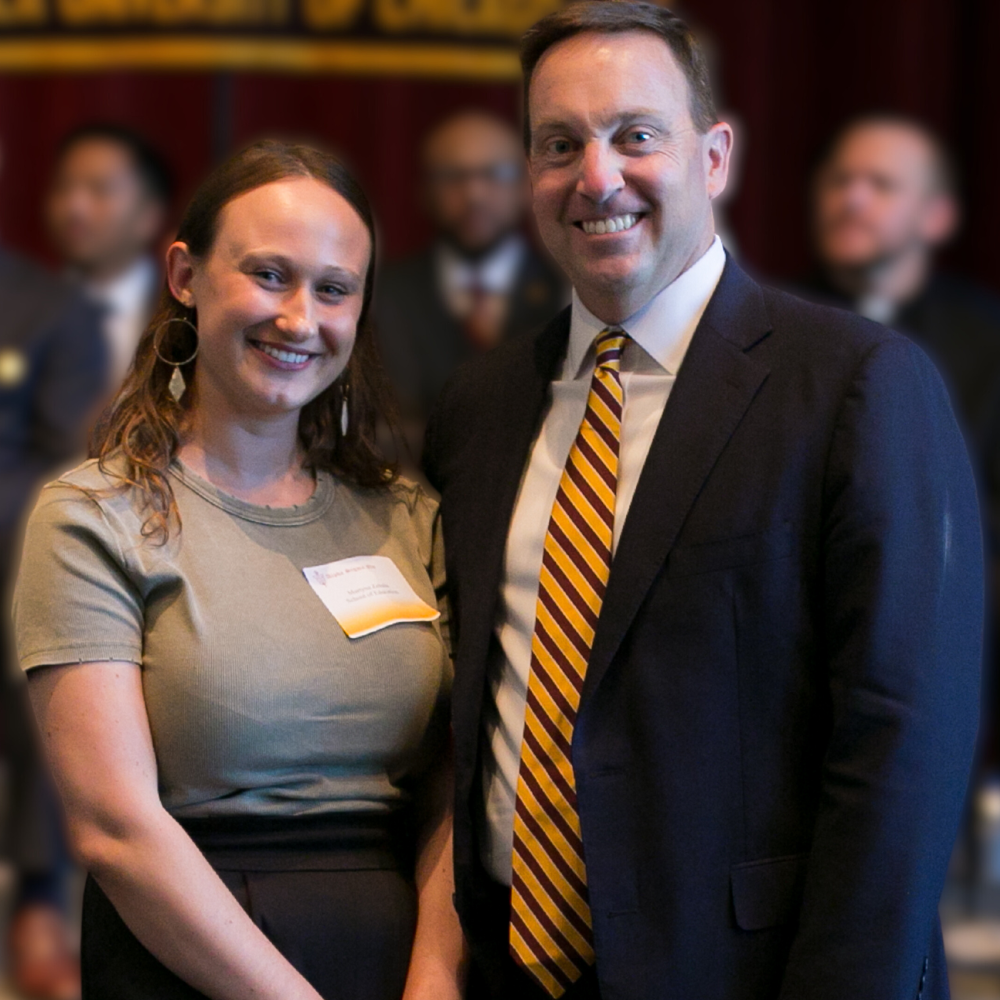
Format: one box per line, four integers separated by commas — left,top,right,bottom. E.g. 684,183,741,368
303,555,440,639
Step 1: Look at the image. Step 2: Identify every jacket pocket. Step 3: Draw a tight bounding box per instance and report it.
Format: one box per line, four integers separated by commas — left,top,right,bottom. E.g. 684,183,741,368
730,853,809,931
666,523,796,578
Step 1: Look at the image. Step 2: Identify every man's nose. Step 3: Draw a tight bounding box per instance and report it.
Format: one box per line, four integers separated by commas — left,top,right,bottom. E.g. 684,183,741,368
576,142,625,204
276,286,317,340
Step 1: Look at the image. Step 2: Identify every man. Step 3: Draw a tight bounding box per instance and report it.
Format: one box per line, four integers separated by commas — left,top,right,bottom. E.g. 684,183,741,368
1,158,107,996
376,110,563,457
424,4,983,999
804,116,1000,757
47,124,170,390
805,116,1000,476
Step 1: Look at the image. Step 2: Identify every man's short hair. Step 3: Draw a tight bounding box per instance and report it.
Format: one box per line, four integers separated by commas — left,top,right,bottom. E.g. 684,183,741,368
819,113,959,198
55,124,173,206
519,0,718,151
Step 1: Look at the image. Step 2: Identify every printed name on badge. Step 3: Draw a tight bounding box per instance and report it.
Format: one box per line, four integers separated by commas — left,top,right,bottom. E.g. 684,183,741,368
303,555,440,639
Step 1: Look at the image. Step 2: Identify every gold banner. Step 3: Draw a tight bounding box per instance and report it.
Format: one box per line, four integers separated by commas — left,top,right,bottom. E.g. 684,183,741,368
0,0,560,74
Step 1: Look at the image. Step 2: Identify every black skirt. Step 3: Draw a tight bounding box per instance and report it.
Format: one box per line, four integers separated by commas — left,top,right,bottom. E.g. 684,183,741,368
81,812,418,1000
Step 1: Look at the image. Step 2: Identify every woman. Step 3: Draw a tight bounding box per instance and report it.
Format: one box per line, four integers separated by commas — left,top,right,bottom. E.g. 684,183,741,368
13,140,466,1000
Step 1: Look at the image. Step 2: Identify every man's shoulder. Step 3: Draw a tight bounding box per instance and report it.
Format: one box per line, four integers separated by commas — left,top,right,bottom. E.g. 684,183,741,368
921,272,1000,329
0,247,99,336
753,280,948,413
442,306,567,396
761,279,895,343
0,248,71,300
712,260,908,366
377,249,436,294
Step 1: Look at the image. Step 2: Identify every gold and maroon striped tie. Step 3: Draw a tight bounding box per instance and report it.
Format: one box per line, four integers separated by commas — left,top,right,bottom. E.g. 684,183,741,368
510,329,627,997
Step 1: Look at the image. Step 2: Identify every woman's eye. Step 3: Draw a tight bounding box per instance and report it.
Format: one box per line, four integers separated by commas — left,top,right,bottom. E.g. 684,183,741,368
319,284,347,298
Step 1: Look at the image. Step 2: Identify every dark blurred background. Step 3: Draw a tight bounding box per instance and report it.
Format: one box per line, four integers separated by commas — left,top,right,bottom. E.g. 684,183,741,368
0,0,996,287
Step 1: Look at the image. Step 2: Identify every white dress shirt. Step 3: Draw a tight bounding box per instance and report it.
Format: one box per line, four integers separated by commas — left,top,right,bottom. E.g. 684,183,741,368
83,256,158,390
479,235,726,885
436,235,526,317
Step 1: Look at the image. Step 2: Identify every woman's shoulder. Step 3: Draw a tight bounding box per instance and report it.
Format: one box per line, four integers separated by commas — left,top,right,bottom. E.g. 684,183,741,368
336,473,438,515
32,454,144,533
380,476,440,535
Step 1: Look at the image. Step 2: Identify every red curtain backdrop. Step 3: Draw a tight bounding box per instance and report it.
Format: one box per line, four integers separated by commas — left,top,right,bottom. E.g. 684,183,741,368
0,0,997,289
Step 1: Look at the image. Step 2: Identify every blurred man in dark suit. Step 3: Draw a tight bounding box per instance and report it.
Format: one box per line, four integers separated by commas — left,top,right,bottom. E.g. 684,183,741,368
46,124,169,394
376,110,564,460
425,5,982,998
802,115,1000,753
1,144,107,997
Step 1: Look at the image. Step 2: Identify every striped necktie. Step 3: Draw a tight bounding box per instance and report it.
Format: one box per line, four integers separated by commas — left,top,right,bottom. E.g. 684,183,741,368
510,329,627,997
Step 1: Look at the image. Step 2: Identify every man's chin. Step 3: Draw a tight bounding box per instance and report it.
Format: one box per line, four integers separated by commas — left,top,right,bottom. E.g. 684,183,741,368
443,231,513,261
569,259,643,295
821,239,897,275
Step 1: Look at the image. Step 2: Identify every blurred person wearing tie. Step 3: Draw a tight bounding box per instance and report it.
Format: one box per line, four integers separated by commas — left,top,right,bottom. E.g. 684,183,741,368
424,4,983,999
376,110,563,460
46,124,170,392
801,115,1000,755
0,137,107,999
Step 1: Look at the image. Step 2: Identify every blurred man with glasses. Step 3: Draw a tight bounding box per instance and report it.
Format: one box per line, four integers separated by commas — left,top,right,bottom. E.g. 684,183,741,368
376,110,564,461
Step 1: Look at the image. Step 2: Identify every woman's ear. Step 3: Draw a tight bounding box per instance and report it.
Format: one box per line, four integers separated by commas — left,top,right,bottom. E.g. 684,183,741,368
166,242,198,309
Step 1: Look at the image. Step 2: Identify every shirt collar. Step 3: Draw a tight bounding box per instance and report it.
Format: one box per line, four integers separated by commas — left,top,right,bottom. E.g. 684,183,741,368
566,235,726,378
437,235,526,296
83,256,158,317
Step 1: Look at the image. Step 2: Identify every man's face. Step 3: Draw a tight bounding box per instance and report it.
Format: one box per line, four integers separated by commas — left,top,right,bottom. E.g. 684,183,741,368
47,139,163,278
423,116,528,256
814,124,956,272
528,30,730,321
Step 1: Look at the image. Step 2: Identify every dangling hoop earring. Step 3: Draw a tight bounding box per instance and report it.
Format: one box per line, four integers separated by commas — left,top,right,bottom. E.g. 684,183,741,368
152,316,199,403
340,380,350,437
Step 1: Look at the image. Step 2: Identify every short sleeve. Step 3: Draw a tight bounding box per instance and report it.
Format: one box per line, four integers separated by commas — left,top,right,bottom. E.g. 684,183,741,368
13,484,144,671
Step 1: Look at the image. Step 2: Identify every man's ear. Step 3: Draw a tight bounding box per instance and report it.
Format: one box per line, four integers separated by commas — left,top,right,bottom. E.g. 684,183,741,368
166,242,197,308
138,199,166,249
922,192,960,248
705,121,734,202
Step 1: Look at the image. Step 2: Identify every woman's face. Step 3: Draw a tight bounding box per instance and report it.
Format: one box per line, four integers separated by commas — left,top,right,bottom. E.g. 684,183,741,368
167,176,372,421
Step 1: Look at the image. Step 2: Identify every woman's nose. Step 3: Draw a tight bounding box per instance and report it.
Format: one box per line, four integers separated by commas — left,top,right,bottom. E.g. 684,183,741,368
275,287,317,340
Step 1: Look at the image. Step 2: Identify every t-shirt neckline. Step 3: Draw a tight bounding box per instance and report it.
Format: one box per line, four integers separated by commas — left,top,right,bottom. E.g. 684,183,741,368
168,460,335,526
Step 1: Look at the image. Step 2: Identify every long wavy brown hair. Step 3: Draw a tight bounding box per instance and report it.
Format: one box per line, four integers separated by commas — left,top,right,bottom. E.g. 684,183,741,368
91,139,398,543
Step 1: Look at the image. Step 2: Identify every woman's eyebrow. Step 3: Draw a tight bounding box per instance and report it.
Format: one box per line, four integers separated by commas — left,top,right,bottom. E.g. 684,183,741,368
238,253,363,285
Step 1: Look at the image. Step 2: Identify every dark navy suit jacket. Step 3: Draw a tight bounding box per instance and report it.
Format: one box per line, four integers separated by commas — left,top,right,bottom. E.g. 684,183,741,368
424,258,983,1000
0,247,105,872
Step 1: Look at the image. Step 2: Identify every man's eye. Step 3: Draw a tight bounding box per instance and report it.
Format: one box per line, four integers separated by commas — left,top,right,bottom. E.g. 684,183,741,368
547,139,574,156
625,130,653,144
256,270,282,284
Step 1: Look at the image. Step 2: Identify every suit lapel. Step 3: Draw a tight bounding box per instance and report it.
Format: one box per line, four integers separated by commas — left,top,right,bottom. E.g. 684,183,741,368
581,260,773,706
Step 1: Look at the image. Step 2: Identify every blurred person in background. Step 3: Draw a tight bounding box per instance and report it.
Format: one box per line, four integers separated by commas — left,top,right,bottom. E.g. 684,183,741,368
376,110,564,461
47,124,171,392
801,114,1000,753
0,136,107,999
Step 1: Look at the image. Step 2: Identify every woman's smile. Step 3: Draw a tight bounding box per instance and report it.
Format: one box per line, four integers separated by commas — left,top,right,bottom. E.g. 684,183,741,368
247,337,324,371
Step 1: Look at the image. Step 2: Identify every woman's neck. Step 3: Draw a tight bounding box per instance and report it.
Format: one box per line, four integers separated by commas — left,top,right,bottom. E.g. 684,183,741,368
176,402,316,508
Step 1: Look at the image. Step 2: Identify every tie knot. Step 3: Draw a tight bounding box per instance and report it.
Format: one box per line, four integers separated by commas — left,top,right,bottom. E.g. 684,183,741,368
595,329,627,372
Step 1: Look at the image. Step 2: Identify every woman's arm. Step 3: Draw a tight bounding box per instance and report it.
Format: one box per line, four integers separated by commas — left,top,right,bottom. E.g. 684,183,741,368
28,660,324,1000
401,748,469,1000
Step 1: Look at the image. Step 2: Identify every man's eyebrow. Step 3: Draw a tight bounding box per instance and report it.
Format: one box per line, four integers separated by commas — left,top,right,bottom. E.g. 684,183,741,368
532,108,670,136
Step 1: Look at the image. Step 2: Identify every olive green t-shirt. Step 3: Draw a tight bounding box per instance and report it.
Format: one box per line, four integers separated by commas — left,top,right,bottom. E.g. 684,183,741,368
13,457,451,819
